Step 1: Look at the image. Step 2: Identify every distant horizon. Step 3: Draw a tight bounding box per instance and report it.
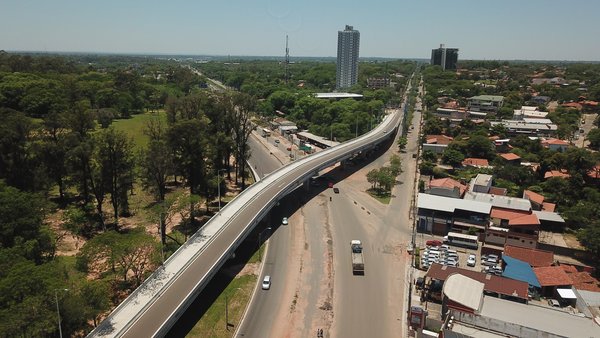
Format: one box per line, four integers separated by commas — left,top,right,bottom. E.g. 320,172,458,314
6,49,600,64
2,1,600,61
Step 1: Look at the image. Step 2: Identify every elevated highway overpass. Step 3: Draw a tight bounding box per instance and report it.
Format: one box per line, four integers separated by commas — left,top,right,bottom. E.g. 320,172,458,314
89,106,404,338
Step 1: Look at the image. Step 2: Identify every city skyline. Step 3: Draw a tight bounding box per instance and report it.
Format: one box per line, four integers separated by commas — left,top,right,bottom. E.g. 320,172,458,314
1,0,600,61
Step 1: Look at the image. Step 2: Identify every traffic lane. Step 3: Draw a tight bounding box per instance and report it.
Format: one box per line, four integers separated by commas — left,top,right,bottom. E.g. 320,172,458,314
237,223,287,337
330,192,387,338
239,137,288,337
120,114,402,337
248,136,280,177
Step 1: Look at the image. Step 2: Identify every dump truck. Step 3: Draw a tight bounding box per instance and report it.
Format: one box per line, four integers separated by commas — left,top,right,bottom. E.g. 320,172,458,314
351,240,365,275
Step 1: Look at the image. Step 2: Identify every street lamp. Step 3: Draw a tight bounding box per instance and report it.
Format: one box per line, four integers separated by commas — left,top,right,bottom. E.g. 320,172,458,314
55,288,69,338
258,227,272,262
217,169,227,212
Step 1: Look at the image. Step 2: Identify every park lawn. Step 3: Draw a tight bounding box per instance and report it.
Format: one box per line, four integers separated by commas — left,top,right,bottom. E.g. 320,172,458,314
111,111,167,151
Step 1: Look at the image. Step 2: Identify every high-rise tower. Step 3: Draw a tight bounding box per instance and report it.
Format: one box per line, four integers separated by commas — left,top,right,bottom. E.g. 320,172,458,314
336,25,360,90
431,44,459,71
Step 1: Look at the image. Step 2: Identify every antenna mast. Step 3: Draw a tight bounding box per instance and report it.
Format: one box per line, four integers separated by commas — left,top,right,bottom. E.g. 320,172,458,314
285,35,290,84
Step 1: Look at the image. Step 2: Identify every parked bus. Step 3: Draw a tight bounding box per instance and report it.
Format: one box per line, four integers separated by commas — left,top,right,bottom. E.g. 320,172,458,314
443,232,478,250
261,128,271,137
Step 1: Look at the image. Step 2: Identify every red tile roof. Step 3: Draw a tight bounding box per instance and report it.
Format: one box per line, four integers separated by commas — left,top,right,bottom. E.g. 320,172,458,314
499,153,521,161
426,134,454,145
490,208,539,226
560,264,578,274
523,190,545,205
542,202,556,212
544,170,570,179
560,265,600,292
429,178,467,196
504,245,554,267
582,100,599,106
542,138,571,147
561,102,582,110
488,186,507,196
534,266,573,287
462,158,490,167
425,263,528,300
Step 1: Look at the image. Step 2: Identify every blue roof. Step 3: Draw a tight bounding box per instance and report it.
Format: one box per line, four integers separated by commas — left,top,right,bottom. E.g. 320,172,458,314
502,255,541,288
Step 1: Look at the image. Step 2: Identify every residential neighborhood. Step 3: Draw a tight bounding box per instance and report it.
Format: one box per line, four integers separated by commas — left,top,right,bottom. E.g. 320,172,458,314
410,62,600,337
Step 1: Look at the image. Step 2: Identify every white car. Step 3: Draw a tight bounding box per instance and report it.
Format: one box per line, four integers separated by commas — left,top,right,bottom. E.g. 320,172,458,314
262,275,271,290
282,217,288,225
467,254,476,267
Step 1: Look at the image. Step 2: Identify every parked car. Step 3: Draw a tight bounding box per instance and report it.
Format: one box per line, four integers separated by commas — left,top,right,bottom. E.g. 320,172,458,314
426,239,442,247
274,139,280,143
467,254,476,267
333,187,340,194
262,275,271,290
548,299,560,307
282,217,288,225
482,257,498,266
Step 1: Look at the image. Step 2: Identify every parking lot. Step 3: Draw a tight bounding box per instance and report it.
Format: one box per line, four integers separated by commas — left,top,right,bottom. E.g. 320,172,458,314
416,237,497,275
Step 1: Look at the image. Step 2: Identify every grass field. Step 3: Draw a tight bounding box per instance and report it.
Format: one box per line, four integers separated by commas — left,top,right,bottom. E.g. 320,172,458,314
367,188,392,204
111,111,167,150
186,274,257,338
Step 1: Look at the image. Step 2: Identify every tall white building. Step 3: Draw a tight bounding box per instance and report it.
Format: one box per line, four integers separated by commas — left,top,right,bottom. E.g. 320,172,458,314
336,25,360,89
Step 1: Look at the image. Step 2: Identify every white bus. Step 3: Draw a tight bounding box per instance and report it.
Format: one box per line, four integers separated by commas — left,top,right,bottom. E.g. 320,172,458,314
443,232,478,250
261,128,271,137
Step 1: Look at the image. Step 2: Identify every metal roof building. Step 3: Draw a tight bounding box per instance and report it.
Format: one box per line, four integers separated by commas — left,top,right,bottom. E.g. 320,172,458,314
502,255,541,288
417,193,492,214
464,191,532,212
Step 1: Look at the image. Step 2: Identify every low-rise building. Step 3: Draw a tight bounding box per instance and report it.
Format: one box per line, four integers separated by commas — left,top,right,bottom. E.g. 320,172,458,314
417,193,491,235
534,266,574,297
469,173,492,193
504,245,554,267
490,120,558,137
426,177,467,199
513,106,549,120
468,95,504,113
462,157,491,169
366,77,390,89
541,138,571,152
423,134,454,154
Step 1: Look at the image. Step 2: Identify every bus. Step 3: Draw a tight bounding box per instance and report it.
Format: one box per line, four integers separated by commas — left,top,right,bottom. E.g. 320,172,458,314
261,128,271,137
443,232,478,250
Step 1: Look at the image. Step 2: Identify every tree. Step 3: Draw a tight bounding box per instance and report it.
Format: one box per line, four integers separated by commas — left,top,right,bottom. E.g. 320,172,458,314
577,222,600,270
389,155,403,176
587,129,600,151
168,118,210,195
95,128,135,223
139,140,172,202
466,134,496,159
0,108,36,191
0,182,52,262
377,167,396,192
229,92,256,189
442,148,465,167
367,168,379,189
77,228,158,287
397,136,407,151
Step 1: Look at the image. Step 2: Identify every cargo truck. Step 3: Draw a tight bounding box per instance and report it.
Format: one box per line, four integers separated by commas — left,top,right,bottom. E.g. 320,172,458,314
351,240,365,275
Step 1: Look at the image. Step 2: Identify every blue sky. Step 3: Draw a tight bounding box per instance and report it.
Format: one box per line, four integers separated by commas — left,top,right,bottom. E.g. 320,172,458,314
1,0,599,60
